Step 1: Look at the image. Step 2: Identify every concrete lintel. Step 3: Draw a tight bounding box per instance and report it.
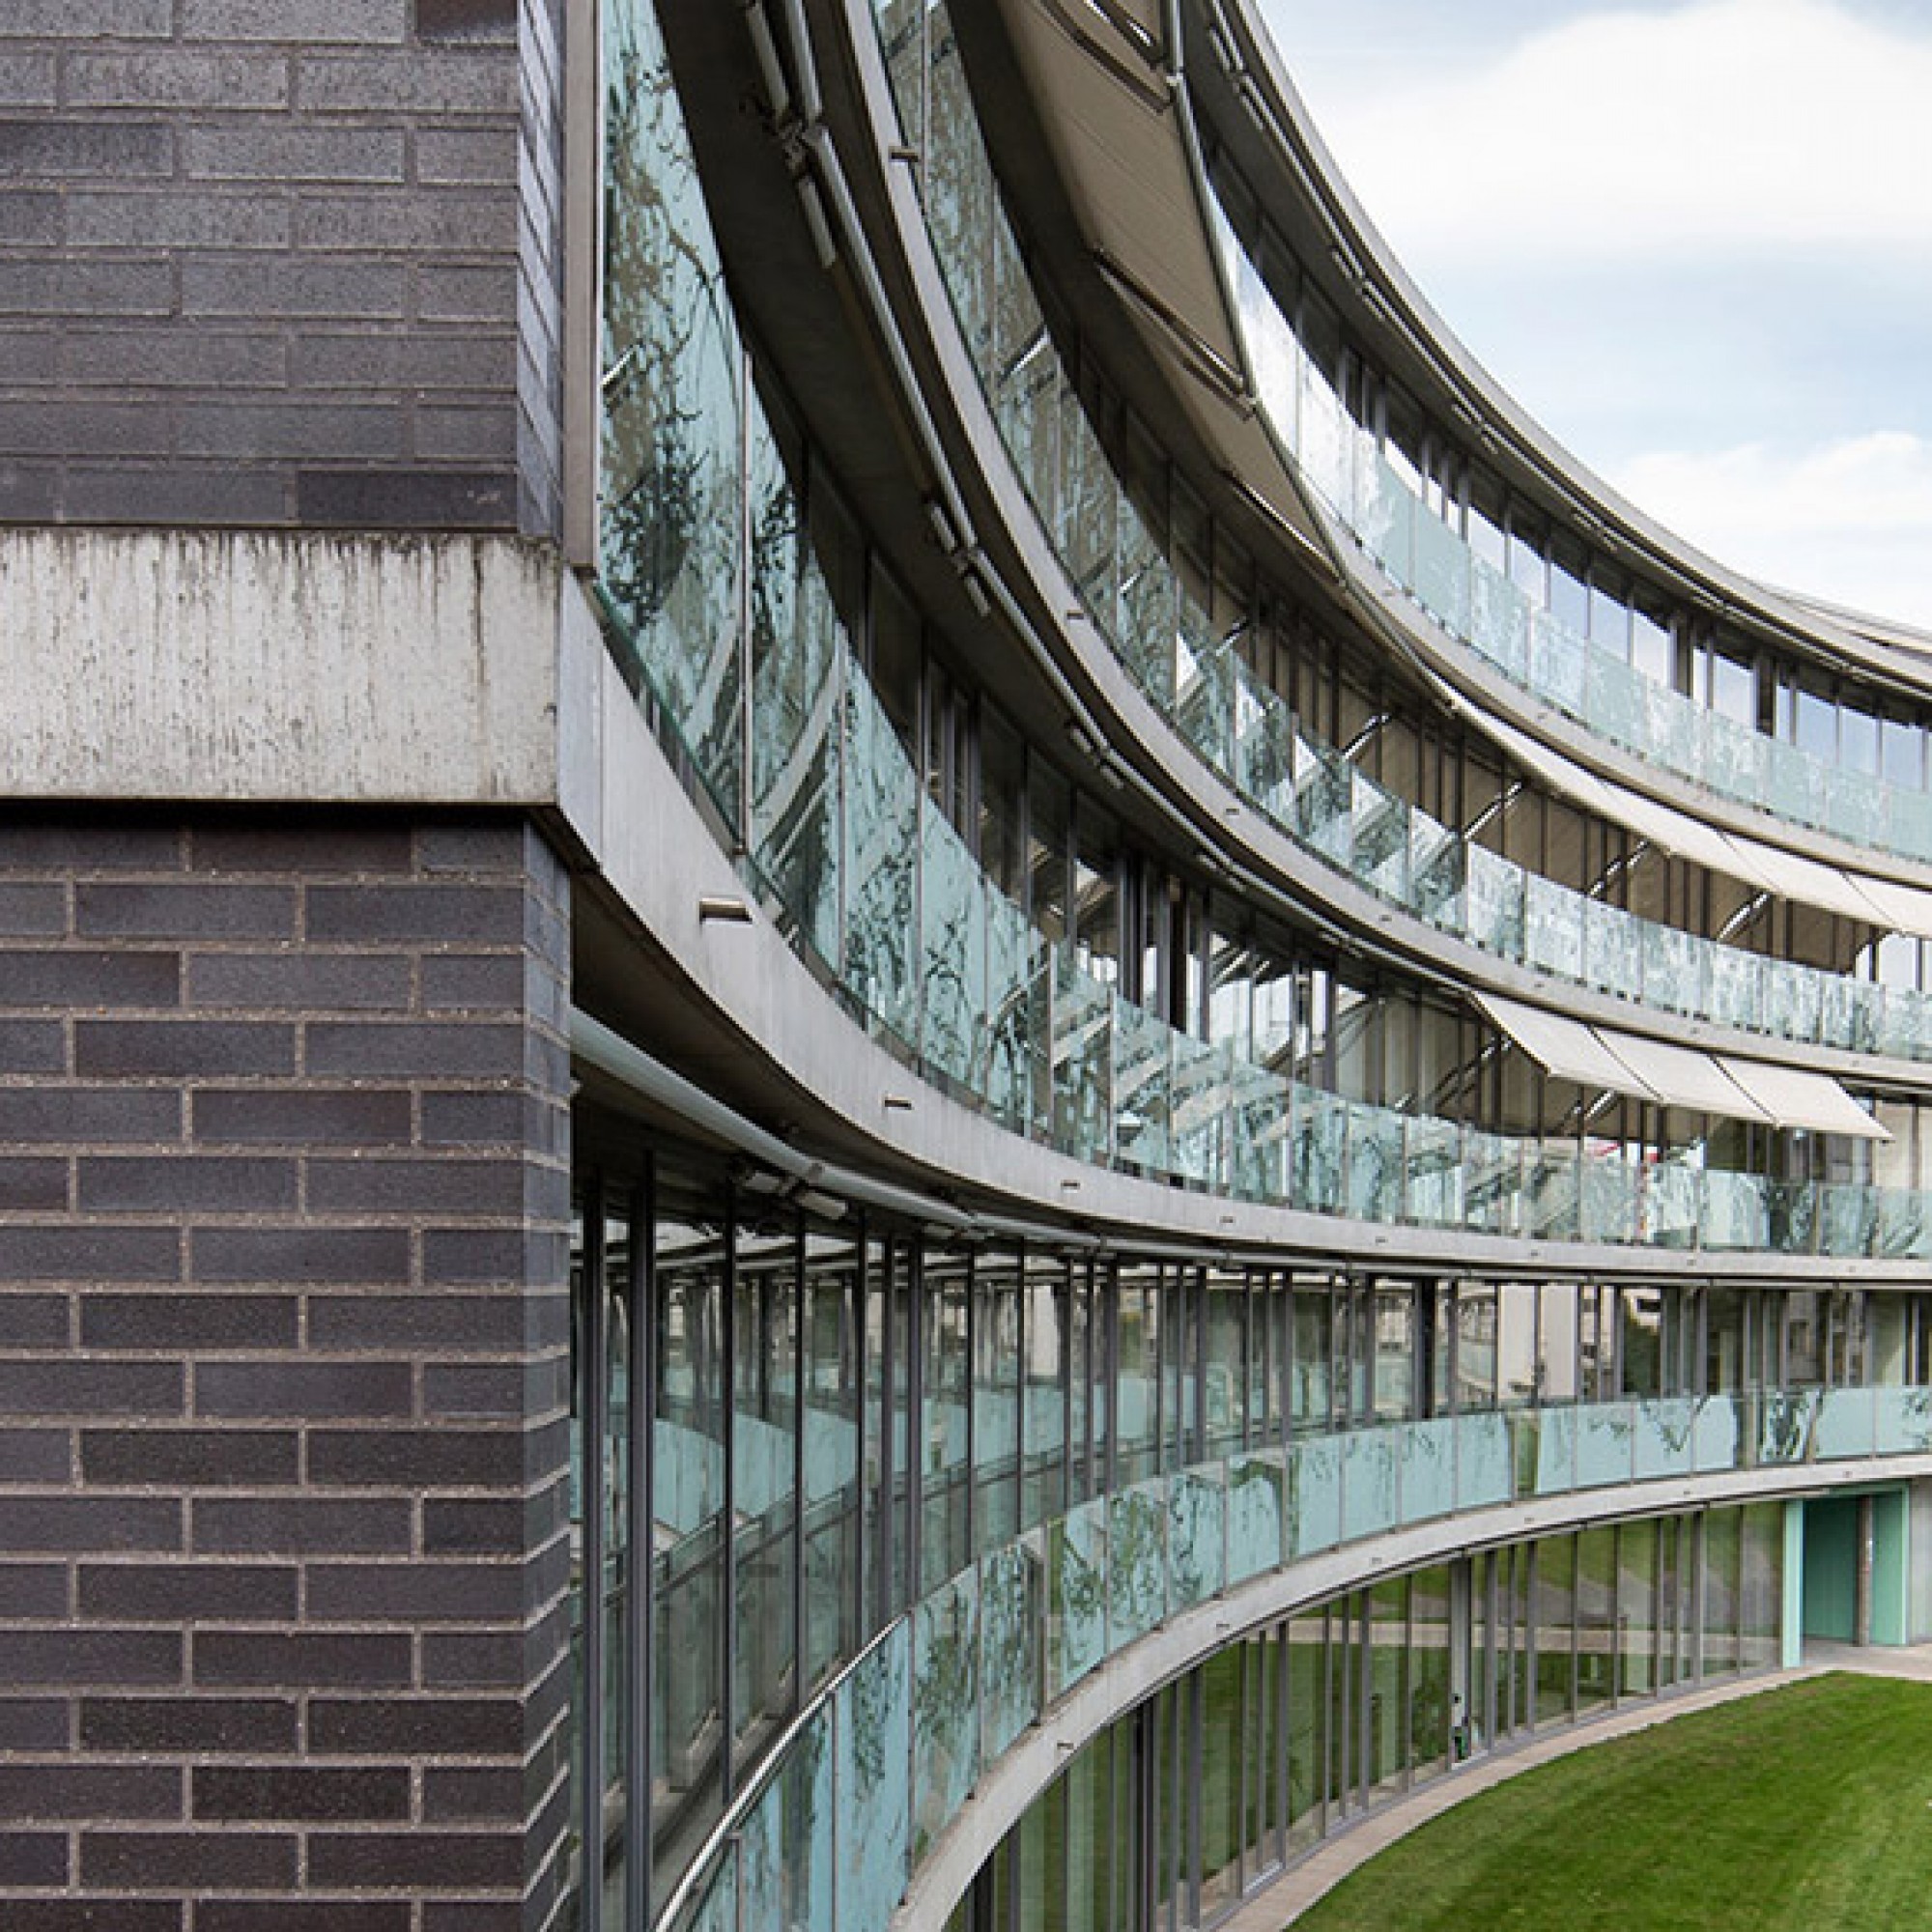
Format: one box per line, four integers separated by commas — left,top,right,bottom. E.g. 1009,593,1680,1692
0,526,566,805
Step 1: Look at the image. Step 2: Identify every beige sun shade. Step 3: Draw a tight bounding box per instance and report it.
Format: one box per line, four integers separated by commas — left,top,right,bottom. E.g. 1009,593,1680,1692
1717,1057,1890,1140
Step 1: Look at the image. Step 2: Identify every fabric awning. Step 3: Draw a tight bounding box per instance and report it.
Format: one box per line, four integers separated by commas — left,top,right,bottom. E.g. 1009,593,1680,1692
1478,991,1886,1138
1476,993,1652,1097
1717,1056,1890,1140
1600,1032,1772,1122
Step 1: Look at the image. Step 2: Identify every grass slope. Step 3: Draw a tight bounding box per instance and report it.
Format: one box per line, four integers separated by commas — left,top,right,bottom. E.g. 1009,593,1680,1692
1290,1674,1932,1932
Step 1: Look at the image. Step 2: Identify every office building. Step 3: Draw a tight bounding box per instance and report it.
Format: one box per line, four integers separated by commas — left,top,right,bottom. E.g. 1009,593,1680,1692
4,1,1932,1927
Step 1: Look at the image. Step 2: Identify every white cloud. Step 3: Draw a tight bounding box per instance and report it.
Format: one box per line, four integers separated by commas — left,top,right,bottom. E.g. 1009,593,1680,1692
1608,432,1932,629
1309,0,1932,264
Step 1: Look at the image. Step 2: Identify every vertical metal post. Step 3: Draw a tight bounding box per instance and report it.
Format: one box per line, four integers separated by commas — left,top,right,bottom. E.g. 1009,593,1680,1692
628,1164,655,1932
579,1179,607,1932
1857,1493,1876,1647
719,1184,738,1801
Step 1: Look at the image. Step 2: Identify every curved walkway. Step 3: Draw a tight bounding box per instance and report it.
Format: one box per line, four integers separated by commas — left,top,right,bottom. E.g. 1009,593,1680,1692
1233,1641,1932,1931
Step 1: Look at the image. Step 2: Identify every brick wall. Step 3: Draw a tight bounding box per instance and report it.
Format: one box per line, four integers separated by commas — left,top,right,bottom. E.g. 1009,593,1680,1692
0,0,565,539
0,808,573,1931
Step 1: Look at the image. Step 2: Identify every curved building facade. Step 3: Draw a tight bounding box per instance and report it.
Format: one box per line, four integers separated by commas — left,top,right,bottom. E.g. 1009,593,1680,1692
2,2,1930,1929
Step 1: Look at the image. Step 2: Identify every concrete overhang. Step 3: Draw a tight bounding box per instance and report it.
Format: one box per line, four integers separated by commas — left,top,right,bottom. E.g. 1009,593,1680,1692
0,527,562,807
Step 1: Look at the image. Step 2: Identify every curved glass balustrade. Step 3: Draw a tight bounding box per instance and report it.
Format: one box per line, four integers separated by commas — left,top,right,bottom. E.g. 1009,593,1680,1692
863,2,1932,1070
604,0,1932,1267
657,1382,1932,1932
1201,152,1932,872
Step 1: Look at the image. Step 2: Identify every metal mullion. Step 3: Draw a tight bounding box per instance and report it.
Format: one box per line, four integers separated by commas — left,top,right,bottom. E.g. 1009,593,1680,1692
962,1247,977,1569
789,1207,808,1730
907,1238,925,1607
719,1184,739,1804
626,1163,655,1932
1013,1239,1028,1535
578,1176,608,1932
853,1214,871,1641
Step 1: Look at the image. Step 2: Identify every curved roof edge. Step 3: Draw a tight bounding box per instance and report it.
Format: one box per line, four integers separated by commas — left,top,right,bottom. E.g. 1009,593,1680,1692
1194,0,1932,685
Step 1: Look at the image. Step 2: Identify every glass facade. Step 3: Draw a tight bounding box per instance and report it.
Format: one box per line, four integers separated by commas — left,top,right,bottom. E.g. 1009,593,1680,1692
570,4,1932,1931
947,1504,1786,1932
562,1144,1932,1929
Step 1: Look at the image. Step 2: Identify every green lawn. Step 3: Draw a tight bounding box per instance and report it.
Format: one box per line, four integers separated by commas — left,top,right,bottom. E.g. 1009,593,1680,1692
1291,1673,1932,1932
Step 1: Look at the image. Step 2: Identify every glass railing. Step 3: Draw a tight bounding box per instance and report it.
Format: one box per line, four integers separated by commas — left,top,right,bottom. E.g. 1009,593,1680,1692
619,510,1932,1261
657,1382,1932,1932
604,0,1932,1264
1203,168,1932,872
864,0,1932,1069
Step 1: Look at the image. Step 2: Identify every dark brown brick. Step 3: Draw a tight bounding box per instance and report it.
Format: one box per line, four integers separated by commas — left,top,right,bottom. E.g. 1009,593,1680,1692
0,821,182,872
0,1761,180,1820
422,1764,523,1821
192,1226,410,1283
8,1626,183,1688
0,1017,65,1071
199,1907,410,1932
194,1765,410,1822
421,952,525,1010
0,1155,68,1209
308,1829,522,1889
0,949,179,1007
82,1429,299,1488
0,1428,71,1484
415,0,517,40
76,882,296,939
422,1904,522,1932
0,882,66,934
0,1293,69,1347
310,1293,526,1351
0,1085,181,1142
419,1089,530,1145
79,1563,298,1622
81,1696,298,1754
193,1086,412,1145
422,1360,535,1417
189,822,414,874
297,468,516,529
0,1830,67,1886
420,1628,522,1689
0,1360,183,1417
306,1019,526,1078
307,1560,521,1622
82,1830,297,1890
193,1496,412,1556
309,1427,519,1488
0,1496,181,1554
308,1155,526,1214
415,823,530,873
194,1629,411,1689
310,1695,520,1756
0,1697,70,1749
0,1563,69,1617
423,1496,526,1554
306,882,526,943
78,1154,298,1212
82,1293,298,1351
76,1018,294,1077
186,951,412,1010
0,1225,179,1282
195,1359,412,1419
7,1903,181,1932
422,1226,552,1284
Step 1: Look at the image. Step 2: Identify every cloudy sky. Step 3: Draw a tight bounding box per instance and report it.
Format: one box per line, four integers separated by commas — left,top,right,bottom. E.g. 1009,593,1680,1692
1258,0,1932,630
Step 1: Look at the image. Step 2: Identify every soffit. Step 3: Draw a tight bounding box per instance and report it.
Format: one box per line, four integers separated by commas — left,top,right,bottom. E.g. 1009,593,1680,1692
994,0,1328,558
